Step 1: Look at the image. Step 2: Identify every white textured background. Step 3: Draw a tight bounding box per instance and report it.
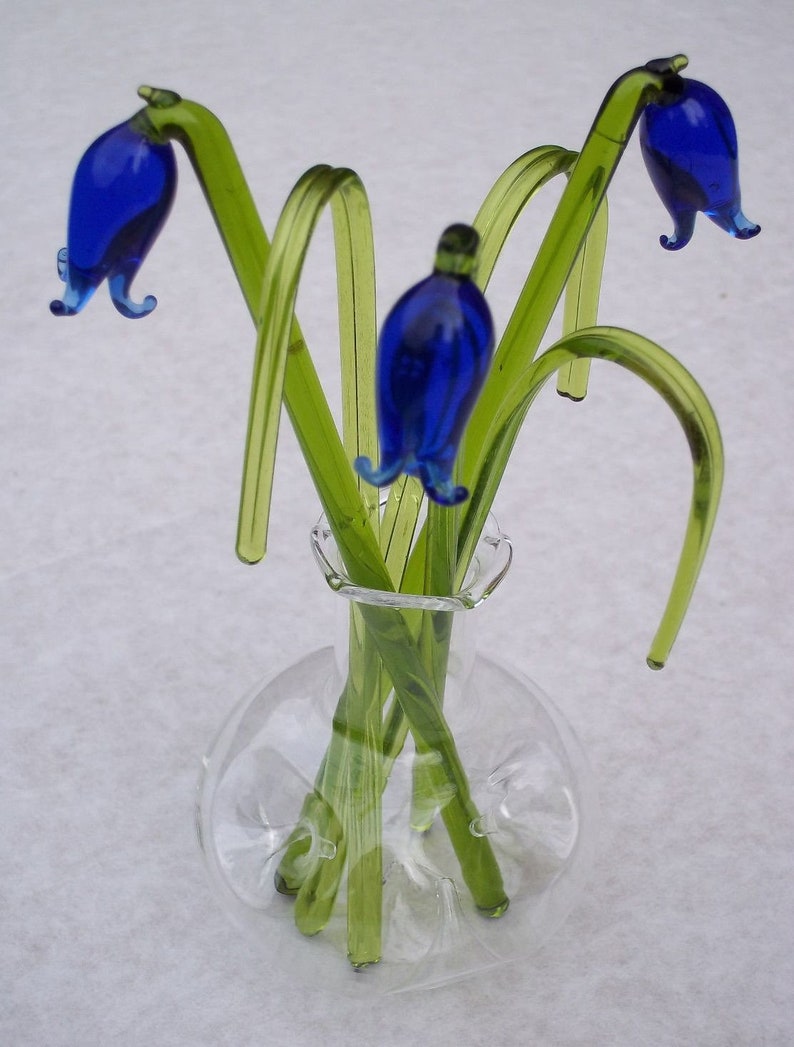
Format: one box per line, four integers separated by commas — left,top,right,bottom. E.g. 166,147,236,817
2,1,792,1044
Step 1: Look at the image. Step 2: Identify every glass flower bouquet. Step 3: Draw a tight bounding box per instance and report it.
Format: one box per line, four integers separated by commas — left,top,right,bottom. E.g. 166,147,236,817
51,55,758,989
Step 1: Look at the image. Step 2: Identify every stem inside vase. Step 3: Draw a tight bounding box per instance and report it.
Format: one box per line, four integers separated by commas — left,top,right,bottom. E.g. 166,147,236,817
274,509,515,964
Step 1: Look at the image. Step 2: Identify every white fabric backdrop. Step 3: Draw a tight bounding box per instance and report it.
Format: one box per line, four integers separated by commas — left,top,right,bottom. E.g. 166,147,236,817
2,1,791,1043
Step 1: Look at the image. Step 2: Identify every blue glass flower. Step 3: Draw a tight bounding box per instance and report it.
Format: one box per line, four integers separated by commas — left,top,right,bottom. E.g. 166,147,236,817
50,116,177,317
640,78,760,250
354,224,493,506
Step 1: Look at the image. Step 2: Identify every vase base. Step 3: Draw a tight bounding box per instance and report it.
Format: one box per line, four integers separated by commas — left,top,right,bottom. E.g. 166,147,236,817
197,647,597,994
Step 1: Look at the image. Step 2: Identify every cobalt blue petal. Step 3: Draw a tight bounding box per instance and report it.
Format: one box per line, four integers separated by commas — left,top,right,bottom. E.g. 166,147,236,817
355,224,494,507
51,118,176,317
640,78,760,250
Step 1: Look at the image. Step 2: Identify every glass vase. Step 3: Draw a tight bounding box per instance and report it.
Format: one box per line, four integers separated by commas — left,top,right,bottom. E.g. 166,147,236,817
197,512,597,993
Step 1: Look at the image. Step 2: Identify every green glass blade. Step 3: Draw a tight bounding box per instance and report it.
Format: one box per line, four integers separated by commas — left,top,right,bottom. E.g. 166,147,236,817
472,145,579,290
332,180,379,521
557,199,608,400
460,325,723,668
238,164,332,564
236,164,378,563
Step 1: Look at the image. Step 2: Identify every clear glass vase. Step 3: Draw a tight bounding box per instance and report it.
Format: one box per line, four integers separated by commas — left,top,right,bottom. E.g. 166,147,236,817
197,513,597,993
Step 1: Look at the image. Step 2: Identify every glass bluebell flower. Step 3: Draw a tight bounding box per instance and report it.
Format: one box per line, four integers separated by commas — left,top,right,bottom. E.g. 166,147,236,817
354,224,494,506
640,77,760,250
50,115,177,317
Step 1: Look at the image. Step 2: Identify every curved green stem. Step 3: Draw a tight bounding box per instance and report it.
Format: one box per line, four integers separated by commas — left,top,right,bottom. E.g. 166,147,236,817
236,163,378,562
463,55,688,478
472,146,578,288
334,181,379,505
469,143,609,400
138,94,385,582
459,326,723,668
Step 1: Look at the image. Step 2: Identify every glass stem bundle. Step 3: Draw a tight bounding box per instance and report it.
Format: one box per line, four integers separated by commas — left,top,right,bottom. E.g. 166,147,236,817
50,54,757,969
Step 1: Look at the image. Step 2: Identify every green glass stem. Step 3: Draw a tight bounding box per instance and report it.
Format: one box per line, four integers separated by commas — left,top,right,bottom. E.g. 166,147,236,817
472,145,578,284
283,587,509,918
356,600,508,915
285,591,508,928
556,199,608,400
292,608,385,965
459,326,723,668
339,605,384,966
411,501,457,832
138,95,385,581
236,163,380,562
278,478,425,914
276,481,433,925
274,786,331,896
463,55,689,475
293,788,348,936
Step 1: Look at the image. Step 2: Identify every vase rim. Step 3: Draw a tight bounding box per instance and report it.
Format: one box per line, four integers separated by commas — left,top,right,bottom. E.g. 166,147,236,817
310,509,512,611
